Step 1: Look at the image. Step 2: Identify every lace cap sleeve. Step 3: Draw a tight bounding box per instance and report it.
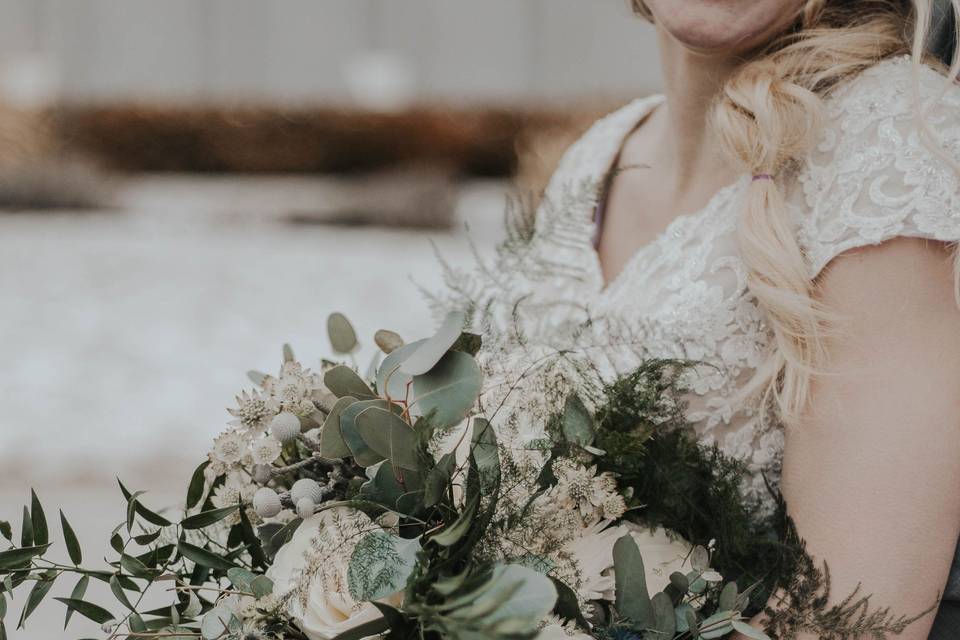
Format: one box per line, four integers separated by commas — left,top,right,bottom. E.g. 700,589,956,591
793,56,960,278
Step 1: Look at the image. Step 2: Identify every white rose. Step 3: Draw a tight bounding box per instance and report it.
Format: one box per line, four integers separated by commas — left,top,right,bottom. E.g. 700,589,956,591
624,523,693,595
267,507,402,640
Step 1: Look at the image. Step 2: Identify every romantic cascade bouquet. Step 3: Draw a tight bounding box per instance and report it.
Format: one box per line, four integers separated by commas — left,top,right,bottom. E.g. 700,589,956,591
0,310,932,640
0,185,934,640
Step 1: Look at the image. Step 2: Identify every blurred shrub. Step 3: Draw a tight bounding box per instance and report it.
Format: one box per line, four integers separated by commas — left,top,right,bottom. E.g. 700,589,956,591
0,104,107,211
53,104,612,184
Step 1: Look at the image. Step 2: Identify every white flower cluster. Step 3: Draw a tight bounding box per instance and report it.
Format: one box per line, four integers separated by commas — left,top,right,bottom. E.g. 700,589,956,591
206,592,283,639
443,344,634,607
191,356,337,540
210,360,332,476
549,459,627,523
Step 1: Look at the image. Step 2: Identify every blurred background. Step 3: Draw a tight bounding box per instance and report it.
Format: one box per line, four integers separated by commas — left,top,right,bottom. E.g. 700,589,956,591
0,2,659,637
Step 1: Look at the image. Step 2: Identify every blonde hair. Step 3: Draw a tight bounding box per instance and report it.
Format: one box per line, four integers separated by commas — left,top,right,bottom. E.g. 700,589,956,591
633,0,960,425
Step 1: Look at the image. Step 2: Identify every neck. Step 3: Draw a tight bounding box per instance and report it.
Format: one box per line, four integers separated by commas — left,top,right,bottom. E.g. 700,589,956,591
654,29,741,195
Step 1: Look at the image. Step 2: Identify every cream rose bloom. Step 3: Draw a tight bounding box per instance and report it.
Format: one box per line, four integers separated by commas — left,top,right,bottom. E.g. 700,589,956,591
267,507,402,640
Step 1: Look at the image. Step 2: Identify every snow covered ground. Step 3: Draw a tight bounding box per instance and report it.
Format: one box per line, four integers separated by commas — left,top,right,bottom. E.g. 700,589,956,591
0,174,508,640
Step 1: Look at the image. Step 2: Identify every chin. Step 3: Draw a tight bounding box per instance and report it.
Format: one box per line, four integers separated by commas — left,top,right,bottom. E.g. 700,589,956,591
645,0,803,55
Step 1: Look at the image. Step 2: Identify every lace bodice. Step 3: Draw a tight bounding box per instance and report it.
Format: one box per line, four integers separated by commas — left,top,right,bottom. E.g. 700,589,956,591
434,55,960,512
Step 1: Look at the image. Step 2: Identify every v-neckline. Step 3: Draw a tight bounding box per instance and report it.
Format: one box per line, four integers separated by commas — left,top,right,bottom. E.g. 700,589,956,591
588,96,742,296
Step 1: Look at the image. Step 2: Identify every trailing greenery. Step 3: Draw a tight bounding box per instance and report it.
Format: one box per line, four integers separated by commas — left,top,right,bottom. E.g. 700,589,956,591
591,359,937,639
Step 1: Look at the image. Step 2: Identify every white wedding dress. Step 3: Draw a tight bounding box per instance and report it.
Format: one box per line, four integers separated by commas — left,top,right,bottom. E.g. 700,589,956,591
440,54,960,510
433,55,960,628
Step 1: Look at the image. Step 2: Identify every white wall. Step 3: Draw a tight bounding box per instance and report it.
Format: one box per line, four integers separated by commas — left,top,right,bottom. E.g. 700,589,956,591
0,0,663,105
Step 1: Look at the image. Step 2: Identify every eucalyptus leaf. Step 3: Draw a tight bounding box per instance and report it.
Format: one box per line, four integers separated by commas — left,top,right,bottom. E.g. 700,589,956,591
319,396,357,458
340,399,403,467
561,394,595,447
324,365,376,400
613,534,653,628
374,329,404,354
226,568,256,592
718,581,738,611
732,620,772,640
400,311,465,375
354,407,419,471
327,312,359,354
669,571,689,594
651,591,677,637
359,461,424,515
376,339,425,401
431,496,478,547
410,350,482,429
424,453,455,507
201,604,240,639
700,610,736,639
691,545,710,571
454,564,556,628
675,602,696,634
470,418,499,482
686,607,699,638
347,532,420,601
250,576,274,599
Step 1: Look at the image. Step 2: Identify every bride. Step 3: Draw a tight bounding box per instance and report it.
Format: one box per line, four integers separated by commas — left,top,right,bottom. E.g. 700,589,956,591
443,0,960,638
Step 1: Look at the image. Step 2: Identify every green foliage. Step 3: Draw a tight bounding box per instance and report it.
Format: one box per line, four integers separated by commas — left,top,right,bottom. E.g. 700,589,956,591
613,534,653,627
355,407,420,471
400,310,467,375
319,395,358,458
325,364,376,400
327,312,360,355
594,360,780,612
761,521,937,639
410,350,483,429
348,532,420,601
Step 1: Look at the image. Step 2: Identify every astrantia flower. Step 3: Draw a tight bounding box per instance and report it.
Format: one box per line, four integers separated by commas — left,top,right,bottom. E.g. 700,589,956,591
601,493,627,520
267,507,403,640
211,473,257,526
551,460,619,521
250,436,282,465
228,389,277,434
264,362,323,416
212,431,247,465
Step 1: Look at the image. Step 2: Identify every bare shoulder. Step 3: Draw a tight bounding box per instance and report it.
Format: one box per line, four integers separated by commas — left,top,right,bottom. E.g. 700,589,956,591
813,237,960,386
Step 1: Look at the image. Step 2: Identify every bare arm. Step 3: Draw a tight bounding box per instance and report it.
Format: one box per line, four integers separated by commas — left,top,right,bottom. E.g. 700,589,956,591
738,237,960,639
